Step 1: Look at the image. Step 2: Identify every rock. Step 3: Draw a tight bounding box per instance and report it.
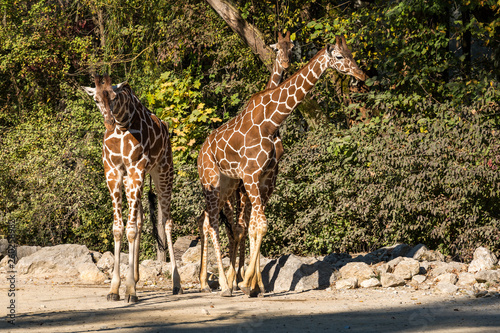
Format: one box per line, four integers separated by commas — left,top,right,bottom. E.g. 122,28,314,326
411,274,426,284
178,263,200,283
97,251,115,272
16,244,94,279
262,254,335,293
182,245,216,266
382,243,411,259
457,272,477,287
435,281,458,294
120,252,129,266
380,273,405,288
173,235,198,261
411,245,445,262
78,262,106,284
374,263,390,275
474,270,500,283
339,262,376,282
429,261,467,277
16,245,42,261
406,244,427,258
336,278,358,289
387,257,404,272
468,247,498,273
90,251,102,263
139,260,163,281
393,258,420,280
0,239,8,256
360,277,381,288
434,273,458,285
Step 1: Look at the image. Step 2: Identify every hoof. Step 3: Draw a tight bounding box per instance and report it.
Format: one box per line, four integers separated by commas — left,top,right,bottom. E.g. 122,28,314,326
200,286,212,293
125,294,139,303
173,287,183,295
107,293,120,301
220,289,232,297
238,284,251,296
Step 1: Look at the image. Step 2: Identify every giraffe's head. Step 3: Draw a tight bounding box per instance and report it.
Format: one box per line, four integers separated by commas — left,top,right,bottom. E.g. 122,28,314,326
270,31,294,70
326,35,368,82
83,74,127,131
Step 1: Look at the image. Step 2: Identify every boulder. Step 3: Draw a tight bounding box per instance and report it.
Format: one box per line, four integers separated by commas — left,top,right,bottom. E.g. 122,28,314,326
411,274,427,284
457,272,477,287
173,235,198,261
474,270,500,283
411,245,445,262
139,260,163,281
360,277,381,288
16,244,94,280
178,263,200,283
339,262,376,282
97,251,115,272
380,273,405,288
262,254,335,293
0,238,8,257
429,261,466,277
434,273,458,285
468,247,498,273
393,258,420,280
387,257,404,272
16,245,42,261
435,281,458,294
336,278,358,289
78,262,107,284
182,245,217,266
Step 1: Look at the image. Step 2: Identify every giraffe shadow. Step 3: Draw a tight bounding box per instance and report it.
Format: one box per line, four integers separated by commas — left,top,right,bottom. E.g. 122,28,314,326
261,254,337,293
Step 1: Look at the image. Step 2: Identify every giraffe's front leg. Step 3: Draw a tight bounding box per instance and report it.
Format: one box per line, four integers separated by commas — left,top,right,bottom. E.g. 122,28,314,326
238,182,267,297
106,172,124,301
124,169,145,303
198,211,211,293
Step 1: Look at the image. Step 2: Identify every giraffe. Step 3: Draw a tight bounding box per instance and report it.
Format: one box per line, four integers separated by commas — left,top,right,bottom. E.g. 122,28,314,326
197,35,367,297
197,31,294,294
83,74,182,302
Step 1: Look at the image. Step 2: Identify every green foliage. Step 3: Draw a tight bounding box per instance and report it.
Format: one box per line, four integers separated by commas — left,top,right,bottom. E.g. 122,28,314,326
265,103,500,260
146,71,222,166
0,0,499,261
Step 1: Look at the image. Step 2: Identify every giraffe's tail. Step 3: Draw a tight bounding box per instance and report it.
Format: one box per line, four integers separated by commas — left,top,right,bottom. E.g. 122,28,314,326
219,210,233,239
148,178,168,253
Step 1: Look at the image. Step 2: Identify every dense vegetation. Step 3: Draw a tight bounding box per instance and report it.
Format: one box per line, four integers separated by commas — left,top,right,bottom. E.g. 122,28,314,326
1,0,499,261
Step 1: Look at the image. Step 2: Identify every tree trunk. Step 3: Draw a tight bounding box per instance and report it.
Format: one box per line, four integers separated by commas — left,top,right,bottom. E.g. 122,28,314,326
205,0,329,128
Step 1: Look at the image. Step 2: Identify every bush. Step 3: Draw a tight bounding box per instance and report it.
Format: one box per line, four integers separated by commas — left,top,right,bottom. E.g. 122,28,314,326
264,104,500,260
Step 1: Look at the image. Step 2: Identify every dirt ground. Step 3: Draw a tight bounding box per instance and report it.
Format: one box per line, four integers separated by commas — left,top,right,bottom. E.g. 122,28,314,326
1,275,500,333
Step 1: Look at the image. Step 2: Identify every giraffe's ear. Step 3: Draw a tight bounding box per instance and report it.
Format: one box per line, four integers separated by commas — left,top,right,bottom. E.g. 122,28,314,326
326,44,335,54
269,43,278,51
82,86,96,97
113,82,129,92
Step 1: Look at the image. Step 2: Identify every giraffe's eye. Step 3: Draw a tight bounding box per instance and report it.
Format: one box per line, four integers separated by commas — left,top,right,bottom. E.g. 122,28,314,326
336,56,344,60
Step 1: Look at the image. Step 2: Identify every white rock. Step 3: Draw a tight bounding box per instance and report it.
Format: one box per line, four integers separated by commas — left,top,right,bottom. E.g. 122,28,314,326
411,275,427,284
468,247,498,273
339,262,375,282
336,278,358,289
380,273,405,288
360,277,381,288
474,270,500,283
435,281,458,294
393,258,420,280
434,272,458,285
78,262,106,284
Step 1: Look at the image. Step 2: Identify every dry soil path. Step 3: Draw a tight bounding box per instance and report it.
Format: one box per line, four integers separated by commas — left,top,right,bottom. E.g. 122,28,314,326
1,277,500,333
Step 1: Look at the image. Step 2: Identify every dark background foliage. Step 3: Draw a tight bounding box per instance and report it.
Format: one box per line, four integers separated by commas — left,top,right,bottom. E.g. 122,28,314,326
0,0,499,260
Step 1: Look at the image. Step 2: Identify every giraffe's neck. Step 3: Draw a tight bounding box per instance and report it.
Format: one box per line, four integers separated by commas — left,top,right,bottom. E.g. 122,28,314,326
265,48,329,129
111,86,137,129
265,60,284,90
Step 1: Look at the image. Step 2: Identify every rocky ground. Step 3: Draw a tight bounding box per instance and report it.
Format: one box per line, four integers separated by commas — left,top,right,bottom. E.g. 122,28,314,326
0,238,499,332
